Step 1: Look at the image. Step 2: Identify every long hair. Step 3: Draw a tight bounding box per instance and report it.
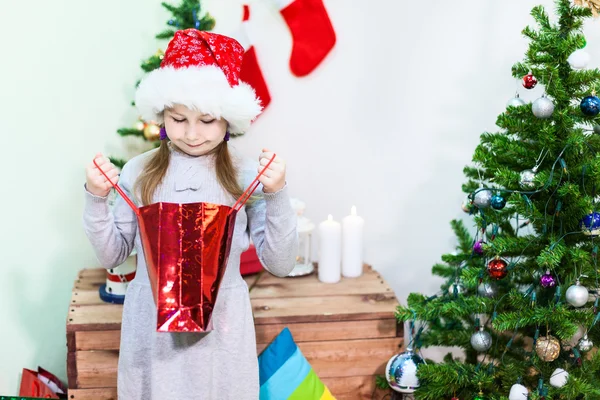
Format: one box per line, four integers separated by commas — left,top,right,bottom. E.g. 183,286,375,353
135,140,244,206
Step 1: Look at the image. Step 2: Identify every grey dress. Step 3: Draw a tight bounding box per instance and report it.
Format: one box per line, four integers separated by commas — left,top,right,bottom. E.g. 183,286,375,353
83,146,297,400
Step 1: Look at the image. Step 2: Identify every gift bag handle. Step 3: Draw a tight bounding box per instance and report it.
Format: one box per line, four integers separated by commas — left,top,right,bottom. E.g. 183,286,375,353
93,159,140,217
230,154,276,214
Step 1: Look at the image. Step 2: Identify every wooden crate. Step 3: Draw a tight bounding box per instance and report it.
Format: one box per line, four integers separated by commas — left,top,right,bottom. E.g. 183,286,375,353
67,265,402,400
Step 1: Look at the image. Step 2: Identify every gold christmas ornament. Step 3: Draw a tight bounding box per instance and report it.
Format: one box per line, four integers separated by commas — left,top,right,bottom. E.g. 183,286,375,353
574,0,600,17
536,335,561,362
155,49,165,60
144,123,161,141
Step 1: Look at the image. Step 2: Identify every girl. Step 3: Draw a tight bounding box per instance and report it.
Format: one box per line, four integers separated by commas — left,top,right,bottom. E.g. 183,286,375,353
83,29,297,399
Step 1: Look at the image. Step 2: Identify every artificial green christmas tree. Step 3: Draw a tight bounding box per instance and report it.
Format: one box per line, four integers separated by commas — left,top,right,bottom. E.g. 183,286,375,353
390,1,600,398
110,0,215,169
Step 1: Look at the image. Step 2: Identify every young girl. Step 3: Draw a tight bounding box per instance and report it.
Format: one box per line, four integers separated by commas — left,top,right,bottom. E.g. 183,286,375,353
83,29,297,399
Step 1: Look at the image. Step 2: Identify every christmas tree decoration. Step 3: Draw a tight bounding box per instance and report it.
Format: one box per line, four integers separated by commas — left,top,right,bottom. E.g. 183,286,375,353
134,120,146,131
473,240,485,255
580,211,600,236
522,72,538,89
508,383,528,400
490,194,506,210
143,123,161,141
470,328,492,352
385,347,424,393
540,270,557,288
487,258,508,280
532,95,555,119
507,94,526,108
473,390,487,400
568,48,591,69
477,281,498,298
566,280,589,307
276,0,337,77
473,189,492,208
448,280,465,296
519,168,538,189
577,334,593,352
580,94,600,116
549,368,569,388
535,335,561,361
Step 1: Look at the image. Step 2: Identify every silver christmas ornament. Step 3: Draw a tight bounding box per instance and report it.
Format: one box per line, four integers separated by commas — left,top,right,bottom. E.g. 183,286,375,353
508,383,529,400
566,280,589,307
550,368,569,388
470,328,492,352
568,49,591,69
578,334,593,352
519,169,537,189
385,347,424,394
507,94,526,108
448,281,465,296
532,95,555,119
473,189,492,208
477,281,498,298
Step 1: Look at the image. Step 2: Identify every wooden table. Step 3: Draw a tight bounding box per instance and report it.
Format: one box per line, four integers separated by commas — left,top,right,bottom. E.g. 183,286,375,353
66,265,402,399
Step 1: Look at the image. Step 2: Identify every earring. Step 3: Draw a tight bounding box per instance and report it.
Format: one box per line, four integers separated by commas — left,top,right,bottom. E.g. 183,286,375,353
159,126,167,140
224,131,230,142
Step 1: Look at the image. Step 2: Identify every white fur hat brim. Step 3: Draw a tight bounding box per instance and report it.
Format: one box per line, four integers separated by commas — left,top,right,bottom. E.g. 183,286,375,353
134,65,262,134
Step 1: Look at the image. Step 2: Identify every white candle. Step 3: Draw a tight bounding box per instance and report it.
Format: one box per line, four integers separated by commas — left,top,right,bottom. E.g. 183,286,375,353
318,214,341,283
342,206,364,278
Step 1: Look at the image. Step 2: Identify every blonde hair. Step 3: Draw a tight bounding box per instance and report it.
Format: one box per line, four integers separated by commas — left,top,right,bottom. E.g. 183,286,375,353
134,140,244,206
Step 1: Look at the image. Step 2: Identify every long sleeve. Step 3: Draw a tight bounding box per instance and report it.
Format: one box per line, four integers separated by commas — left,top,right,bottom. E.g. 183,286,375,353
244,170,298,277
82,161,138,269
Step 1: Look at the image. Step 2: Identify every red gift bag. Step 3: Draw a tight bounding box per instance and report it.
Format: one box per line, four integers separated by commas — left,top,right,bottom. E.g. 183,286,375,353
94,154,275,333
18,367,66,399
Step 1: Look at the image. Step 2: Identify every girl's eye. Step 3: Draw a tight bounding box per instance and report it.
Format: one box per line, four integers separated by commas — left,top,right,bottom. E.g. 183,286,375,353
172,117,185,123
201,119,215,124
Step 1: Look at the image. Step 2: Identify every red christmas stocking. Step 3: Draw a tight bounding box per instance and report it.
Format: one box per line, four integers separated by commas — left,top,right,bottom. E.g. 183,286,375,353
277,0,336,77
235,5,271,111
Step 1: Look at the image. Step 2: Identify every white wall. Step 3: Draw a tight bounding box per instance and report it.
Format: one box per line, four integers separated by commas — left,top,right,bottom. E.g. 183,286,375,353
2,0,600,394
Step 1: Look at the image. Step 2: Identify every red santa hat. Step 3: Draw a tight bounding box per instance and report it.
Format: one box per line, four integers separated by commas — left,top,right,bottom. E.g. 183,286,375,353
135,29,262,135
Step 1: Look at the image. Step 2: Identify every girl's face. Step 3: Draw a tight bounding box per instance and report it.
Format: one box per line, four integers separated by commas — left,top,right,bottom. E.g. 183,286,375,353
163,104,228,156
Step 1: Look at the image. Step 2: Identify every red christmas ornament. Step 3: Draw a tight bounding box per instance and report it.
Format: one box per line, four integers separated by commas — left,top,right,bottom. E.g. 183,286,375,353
522,73,538,89
487,258,508,280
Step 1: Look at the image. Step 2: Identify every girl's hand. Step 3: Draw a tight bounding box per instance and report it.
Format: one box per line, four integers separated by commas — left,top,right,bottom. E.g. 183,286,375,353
258,149,286,193
85,153,119,197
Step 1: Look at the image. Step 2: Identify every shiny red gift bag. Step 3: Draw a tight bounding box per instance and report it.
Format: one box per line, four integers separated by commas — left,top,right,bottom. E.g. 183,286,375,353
18,368,64,399
94,154,274,332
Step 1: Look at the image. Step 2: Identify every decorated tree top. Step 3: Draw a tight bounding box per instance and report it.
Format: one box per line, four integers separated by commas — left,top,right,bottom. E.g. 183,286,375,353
110,0,215,169
392,1,600,399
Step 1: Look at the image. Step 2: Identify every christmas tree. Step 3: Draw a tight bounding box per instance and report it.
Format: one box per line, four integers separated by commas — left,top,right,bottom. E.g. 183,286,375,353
388,1,600,399
110,0,215,169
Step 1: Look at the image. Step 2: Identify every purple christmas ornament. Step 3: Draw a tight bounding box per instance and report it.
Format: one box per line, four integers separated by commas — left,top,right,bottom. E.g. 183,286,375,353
473,240,485,255
540,270,556,288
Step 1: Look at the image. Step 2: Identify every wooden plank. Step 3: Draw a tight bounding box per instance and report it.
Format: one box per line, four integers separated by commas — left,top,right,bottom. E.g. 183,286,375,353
67,304,122,332
78,268,107,281
252,293,398,324
251,265,393,299
255,319,398,344
73,350,119,388
68,387,117,400
323,375,389,400
257,338,402,378
67,352,77,389
76,331,121,351
71,288,106,305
